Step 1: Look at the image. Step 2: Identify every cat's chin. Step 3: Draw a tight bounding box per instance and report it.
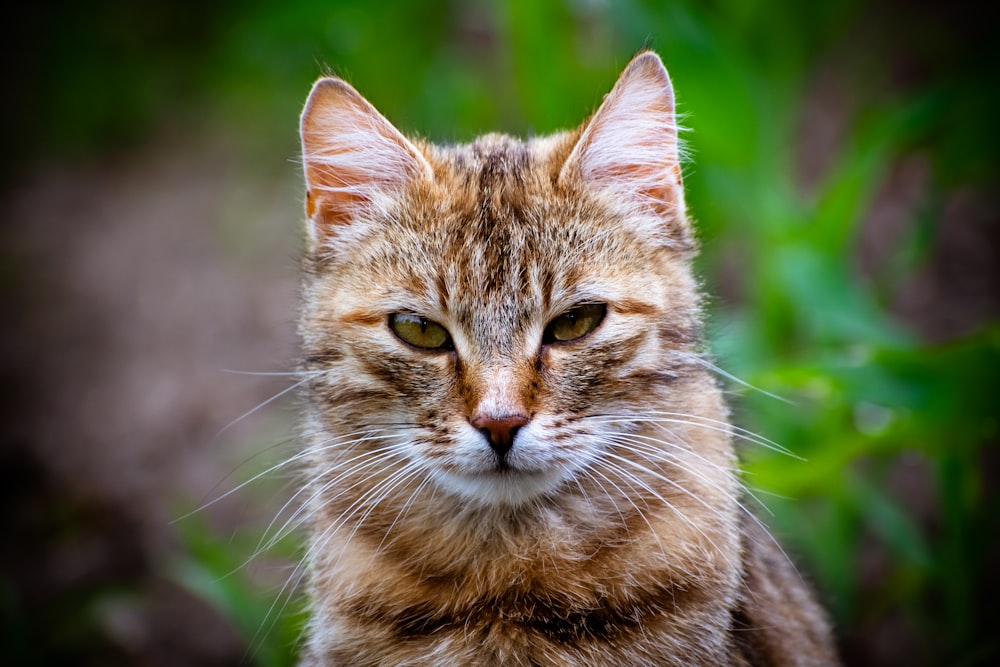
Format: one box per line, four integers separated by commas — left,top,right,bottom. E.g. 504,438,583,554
432,467,566,507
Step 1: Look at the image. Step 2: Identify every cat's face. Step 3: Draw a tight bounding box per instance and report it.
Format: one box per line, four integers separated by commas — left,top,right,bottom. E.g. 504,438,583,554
300,54,707,510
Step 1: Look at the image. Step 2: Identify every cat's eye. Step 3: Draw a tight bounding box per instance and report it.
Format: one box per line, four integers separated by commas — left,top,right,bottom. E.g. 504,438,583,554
543,303,607,344
389,313,453,351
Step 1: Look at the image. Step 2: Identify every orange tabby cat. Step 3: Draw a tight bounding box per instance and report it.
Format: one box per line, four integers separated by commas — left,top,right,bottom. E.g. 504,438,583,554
296,51,839,666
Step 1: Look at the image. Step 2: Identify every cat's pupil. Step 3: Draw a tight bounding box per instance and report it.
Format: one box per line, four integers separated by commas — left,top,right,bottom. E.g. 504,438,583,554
544,303,607,344
389,313,452,350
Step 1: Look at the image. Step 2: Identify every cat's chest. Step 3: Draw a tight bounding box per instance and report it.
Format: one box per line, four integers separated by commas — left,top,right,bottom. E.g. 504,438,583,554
309,532,739,666
317,586,733,667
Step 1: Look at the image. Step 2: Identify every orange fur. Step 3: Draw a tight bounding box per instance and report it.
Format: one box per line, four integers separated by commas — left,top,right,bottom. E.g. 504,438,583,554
296,52,839,666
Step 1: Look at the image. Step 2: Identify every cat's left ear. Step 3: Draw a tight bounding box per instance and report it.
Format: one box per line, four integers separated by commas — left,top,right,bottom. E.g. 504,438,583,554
560,52,686,227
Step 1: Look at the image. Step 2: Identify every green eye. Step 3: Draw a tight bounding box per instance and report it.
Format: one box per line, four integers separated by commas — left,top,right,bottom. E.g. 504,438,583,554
543,303,607,344
389,313,453,350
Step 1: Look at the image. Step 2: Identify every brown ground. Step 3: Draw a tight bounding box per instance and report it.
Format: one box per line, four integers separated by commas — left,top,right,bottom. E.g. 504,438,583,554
1,130,304,664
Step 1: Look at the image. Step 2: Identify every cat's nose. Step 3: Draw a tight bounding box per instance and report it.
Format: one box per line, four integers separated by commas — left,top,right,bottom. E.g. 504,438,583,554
471,413,529,458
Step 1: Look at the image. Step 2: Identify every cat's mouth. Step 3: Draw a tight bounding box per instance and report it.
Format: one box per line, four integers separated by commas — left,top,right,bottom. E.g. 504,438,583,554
481,462,534,476
435,466,563,506
467,459,549,479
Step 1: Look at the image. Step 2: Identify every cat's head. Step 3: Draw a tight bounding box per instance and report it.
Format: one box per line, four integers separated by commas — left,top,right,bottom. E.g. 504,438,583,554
298,53,713,510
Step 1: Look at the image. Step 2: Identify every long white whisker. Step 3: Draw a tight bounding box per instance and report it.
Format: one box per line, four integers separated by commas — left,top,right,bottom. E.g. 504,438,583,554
371,471,434,558
334,462,427,561
256,438,412,555
672,351,794,405
600,434,787,572
584,411,801,459
583,460,671,558
575,467,632,537
173,428,396,524
222,368,327,377
250,453,424,657
606,433,757,524
220,443,413,583
595,454,734,571
214,375,314,439
637,424,777,519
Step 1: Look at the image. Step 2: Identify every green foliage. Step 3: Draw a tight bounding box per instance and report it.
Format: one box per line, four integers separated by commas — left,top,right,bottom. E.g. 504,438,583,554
20,0,997,664
172,514,306,667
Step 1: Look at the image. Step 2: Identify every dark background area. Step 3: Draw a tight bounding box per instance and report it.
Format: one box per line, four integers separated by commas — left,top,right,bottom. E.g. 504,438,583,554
2,1,998,665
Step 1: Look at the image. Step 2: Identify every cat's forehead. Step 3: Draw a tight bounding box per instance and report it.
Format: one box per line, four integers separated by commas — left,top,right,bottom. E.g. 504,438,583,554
414,135,634,299
426,132,567,224
440,133,537,180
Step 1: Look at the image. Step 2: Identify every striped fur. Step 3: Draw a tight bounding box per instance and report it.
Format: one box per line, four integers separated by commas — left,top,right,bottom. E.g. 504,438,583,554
295,52,839,666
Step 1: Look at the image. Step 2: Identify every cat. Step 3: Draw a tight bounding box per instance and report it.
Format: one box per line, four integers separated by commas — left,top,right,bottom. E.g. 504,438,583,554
294,51,839,666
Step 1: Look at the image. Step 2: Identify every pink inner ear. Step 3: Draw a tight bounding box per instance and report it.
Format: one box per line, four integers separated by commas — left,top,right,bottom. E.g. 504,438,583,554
587,161,682,217
303,155,376,227
307,187,368,227
566,52,684,217
300,78,432,229
640,182,682,218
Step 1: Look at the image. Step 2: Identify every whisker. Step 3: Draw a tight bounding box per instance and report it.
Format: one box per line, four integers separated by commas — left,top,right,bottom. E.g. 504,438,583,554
369,470,434,560
255,439,412,556
213,442,413,586
595,453,735,571
605,433,754,522
222,368,327,378
599,433,791,572
575,467,633,538
638,424,778,519
214,375,314,440
173,428,399,524
601,427,762,520
672,351,794,405
249,453,424,657
583,411,801,459
588,458,687,561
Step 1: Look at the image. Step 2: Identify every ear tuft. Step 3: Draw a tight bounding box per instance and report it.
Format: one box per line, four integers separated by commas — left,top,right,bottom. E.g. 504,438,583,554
560,52,685,221
300,78,433,237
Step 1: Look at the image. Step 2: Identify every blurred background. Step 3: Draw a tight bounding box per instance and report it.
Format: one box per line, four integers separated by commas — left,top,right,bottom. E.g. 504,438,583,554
2,0,997,665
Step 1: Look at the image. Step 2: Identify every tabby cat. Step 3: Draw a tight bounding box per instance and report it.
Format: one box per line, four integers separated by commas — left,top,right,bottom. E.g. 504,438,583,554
295,51,839,666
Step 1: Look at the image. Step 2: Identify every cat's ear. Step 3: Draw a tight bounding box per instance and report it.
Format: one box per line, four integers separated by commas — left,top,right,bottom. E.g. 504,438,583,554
300,77,433,240
560,52,685,223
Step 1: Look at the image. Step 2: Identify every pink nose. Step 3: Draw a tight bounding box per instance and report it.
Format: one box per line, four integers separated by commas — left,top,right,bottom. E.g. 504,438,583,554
471,414,529,458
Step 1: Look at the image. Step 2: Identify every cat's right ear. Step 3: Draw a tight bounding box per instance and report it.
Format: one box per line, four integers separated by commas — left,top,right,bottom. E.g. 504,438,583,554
559,52,687,234
300,78,433,243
